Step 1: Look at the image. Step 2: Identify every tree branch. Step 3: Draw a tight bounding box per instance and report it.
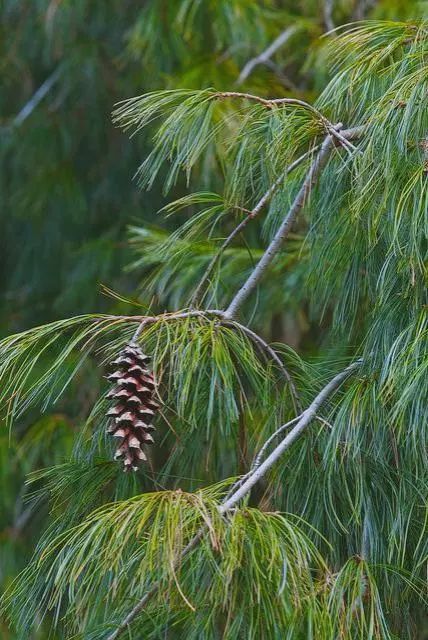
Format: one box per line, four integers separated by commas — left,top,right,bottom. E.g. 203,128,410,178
236,26,297,85
105,359,362,639
190,145,321,307
324,0,335,32
125,309,300,409
247,413,333,479
250,416,300,472
223,132,337,319
220,359,361,510
220,318,302,413
12,67,62,127
190,122,364,314
222,124,364,319
214,92,358,153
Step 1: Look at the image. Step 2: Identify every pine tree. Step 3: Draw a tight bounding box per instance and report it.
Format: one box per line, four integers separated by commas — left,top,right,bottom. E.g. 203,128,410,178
1,6,427,640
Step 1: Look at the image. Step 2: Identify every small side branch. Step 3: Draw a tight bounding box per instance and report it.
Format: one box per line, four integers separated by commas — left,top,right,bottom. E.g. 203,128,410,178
105,359,362,639
214,91,358,153
220,318,301,413
237,26,297,85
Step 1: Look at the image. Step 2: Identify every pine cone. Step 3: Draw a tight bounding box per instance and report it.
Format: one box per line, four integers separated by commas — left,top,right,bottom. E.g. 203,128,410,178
105,342,158,471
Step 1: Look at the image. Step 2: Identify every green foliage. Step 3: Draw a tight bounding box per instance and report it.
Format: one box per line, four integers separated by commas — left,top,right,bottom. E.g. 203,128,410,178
2,4,428,640
4,485,325,638
0,315,133,427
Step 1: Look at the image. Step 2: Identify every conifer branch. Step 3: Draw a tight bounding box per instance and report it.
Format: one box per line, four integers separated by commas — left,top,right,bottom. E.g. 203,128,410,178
190,145,321,307
222,124,364,319
223,133,336,319
234,413,334,494
123,310,300,407
214,92,358,152
219,318,302,412
105,359,362,639
220,359,362,510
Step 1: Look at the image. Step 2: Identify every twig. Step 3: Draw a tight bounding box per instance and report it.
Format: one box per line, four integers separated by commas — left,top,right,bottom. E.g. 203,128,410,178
251,416,301,472
12,67,62,127
105,359,362,639
249,413,333,475
121,309,300,409
223,132,337,319
214,92,359,153
236,26,297,85
190,146,321,307
220,318,301,413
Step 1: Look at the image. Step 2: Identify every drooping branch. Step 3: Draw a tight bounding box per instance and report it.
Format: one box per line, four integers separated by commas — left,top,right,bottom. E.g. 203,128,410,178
220,318,302,412
105,359,362,640
124,309,300,408
214,91,358,153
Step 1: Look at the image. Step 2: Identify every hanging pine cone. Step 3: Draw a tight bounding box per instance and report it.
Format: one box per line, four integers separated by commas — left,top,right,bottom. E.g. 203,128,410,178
105,342,159,471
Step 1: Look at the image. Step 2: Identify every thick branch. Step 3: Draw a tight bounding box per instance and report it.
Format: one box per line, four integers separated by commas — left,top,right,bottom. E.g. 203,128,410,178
224,133,336,319
105,359,361,639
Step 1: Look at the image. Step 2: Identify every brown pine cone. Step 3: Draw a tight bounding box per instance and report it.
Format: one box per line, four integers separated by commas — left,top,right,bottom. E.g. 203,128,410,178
105,342,158,471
